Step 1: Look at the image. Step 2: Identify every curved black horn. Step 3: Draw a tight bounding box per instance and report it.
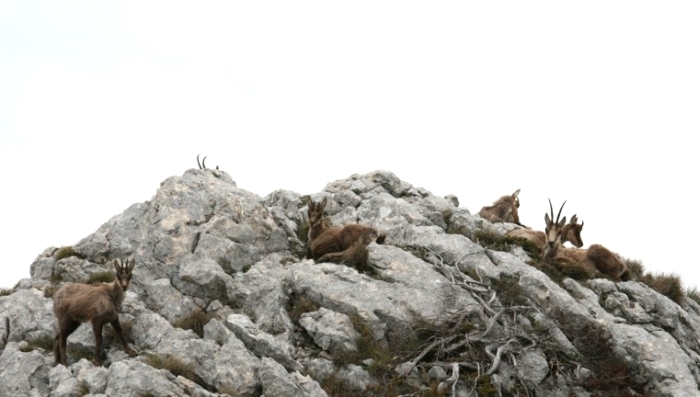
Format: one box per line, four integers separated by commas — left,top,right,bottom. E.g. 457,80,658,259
197,154,203,170
202,156,207,169
556,201,567,224
548,198,554,221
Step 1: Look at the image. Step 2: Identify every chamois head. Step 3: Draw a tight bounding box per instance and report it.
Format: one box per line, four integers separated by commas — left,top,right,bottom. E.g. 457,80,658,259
478,189,525,226
542,199,567,259
114,258,135,290
561,214,584,248
306,197,327,239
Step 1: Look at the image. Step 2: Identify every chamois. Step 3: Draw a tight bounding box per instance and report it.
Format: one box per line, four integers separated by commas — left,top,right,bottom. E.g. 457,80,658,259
507,214,584,250
306,197,384,270
53,258,137,366
478,189,526,227
542,200,629,281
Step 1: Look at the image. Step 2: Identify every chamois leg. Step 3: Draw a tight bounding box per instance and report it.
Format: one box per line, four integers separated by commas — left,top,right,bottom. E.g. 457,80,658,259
110,319,136,356
55,318,80,366
91,320,106,365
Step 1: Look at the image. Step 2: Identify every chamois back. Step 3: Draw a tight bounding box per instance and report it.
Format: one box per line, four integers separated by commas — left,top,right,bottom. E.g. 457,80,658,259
478,189,525,226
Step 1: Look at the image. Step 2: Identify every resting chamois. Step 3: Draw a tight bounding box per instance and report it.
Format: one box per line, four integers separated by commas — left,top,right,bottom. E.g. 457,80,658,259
542,201,629,281
479,189,526,226
507,214,584,251
306,197,384,270
53,258,137,366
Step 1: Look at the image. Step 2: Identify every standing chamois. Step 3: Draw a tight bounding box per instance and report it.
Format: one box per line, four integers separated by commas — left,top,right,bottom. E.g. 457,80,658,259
53,258,137,366
542,200,629,281
306,197,384,271
478,189,526,227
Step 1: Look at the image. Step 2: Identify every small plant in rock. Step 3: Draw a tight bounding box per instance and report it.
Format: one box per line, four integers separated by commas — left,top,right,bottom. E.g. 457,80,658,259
625,258,646,281
687,286,700,305
172,308,213,338
76,380,90,397
19,334,55,353
626,259,686,304
145,353,196,382
54,246,84,261
287,293,321,324
640,272,684,304
0,288,11,297
87,271,116,284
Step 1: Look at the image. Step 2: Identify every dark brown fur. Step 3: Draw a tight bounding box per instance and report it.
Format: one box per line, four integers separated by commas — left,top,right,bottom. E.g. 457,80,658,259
306,197,383,268
318,233,375,273
478,189,526,226
53,258,137,366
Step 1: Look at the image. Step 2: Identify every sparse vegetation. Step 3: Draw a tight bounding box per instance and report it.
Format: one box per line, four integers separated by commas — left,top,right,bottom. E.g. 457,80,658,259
687,286,700,305
19,334,55,353
54,246,84,261
626,259,686,304
172,308,212,338
0,288,12,297
145,353,196,381
640,272,684,304
566,320,642,396
87,271,115,284
287,294,321,324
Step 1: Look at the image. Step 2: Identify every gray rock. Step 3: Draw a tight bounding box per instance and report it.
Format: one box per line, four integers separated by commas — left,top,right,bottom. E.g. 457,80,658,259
299,308,359,355
4,169,700,397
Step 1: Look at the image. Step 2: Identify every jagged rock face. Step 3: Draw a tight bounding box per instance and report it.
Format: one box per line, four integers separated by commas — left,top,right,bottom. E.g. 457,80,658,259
2,169,700,396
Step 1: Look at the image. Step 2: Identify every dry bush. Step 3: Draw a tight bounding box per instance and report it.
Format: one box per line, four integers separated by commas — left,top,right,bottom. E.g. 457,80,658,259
145,353,196,381
640,272,684,304
172,308,212,338
87,271,116,284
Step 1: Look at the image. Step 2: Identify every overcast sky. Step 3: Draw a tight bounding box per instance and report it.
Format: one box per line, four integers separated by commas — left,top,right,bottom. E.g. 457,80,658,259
1,1,698,290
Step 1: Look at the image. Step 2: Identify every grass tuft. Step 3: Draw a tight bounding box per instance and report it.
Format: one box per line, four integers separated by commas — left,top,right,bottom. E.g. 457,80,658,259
54,246,84,261
86,271,115,284
20,334,55,353
640,272,684,304
172,308,213,338
145,353,196,381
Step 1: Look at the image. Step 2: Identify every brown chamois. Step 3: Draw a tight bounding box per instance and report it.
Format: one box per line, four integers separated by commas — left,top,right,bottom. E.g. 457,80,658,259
542,200,629,281
306,197,384,270
507,214,584,250
478,189,526,227
53,258,137,366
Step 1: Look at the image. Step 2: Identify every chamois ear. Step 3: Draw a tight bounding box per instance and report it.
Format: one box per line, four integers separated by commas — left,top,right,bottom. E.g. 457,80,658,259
512,189,521,199
319,197,327,210
558,216,567,227
305,196,313,206
570,215,578,224
545,213,551,225
127,258,136,272
113,259,121,272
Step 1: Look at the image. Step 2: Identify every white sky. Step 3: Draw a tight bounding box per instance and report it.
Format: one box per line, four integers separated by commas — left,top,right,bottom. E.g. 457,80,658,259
1,1,698,289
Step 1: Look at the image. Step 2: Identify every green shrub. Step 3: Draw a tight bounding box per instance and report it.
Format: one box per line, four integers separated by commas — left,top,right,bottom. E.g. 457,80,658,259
0,288,12,297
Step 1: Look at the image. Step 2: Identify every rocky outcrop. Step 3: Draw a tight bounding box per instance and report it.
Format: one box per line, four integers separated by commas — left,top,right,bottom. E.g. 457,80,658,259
2,168,700,396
